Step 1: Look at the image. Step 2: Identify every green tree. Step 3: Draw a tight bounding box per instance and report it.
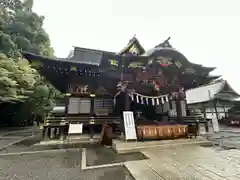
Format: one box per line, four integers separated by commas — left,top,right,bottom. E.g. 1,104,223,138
0,53,37,103
0,0,54,57
0,0,61,126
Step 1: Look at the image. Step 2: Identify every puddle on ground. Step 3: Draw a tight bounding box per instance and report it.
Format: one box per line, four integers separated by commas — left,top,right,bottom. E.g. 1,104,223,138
86,144,148,166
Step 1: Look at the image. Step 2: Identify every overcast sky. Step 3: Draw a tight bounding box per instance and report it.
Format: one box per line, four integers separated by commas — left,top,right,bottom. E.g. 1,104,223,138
33,0,240,93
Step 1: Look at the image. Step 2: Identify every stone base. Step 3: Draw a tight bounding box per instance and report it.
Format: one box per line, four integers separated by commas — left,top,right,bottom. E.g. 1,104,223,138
112,136,211,154
36,134,100,146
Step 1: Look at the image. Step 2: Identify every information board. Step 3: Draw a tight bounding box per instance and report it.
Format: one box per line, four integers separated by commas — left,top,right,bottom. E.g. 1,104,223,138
123,111,137,140
68,123,83,135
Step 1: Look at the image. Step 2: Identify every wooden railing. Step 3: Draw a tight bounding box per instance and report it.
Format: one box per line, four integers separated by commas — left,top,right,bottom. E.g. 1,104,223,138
42,116,121,140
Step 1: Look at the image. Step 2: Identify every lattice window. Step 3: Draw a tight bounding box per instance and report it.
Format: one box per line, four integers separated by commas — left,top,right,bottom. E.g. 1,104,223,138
94,98,114,115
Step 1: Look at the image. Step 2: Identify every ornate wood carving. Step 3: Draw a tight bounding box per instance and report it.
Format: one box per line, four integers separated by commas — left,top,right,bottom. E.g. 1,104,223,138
95,86,109,95
68,84,89,94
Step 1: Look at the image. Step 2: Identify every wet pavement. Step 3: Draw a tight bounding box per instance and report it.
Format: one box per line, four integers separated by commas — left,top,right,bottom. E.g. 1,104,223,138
126,146,240,179
0,146,135,180
86,144,147,166
1,125,240,180
0,127,41,151
207,128,240,150
0,132,136,180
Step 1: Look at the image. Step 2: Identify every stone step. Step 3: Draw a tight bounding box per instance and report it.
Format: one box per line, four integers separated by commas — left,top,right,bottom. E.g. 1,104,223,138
112,137,211,154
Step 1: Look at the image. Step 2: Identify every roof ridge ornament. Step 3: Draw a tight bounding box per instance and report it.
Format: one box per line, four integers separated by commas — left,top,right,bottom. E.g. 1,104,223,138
128,34,137,44
155,37,173,48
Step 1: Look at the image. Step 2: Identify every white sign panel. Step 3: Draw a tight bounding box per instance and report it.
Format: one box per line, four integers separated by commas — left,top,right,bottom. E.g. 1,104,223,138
123,111,137,140
68,98,80,114
68,123,83,135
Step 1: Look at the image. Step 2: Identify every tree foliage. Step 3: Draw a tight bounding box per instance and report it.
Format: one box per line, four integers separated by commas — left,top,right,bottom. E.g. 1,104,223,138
0,53,38,103
0,0,54,57
0,0,62,125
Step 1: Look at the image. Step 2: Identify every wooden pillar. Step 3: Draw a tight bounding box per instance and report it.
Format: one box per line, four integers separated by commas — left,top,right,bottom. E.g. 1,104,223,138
214,100,220,121
176,88,187,123
202,106,209,133
47,127,51,140
176,99,183,123
50,128,55,139
90,97,95,116
124,90,131,111
89,97,95,139
223,105,226,118
64,94,70,116
119,91,130,136
60,126,64,141
42,127,46,140
89,125,94,139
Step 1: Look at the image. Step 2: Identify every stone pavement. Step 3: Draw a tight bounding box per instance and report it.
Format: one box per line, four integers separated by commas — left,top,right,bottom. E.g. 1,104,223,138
0,126,39,136
125,146,240,179
219,125,240,133
0,149,134,180
1,125,240,180
0,128,40,151
208,130,240,149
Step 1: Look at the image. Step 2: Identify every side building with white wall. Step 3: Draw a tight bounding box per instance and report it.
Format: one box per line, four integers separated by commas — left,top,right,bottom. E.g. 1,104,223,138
186,80,240,120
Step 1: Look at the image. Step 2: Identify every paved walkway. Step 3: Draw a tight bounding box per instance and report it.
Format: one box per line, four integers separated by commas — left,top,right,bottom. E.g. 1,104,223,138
125,146,240,179
219,125,240,133
0,127,40,150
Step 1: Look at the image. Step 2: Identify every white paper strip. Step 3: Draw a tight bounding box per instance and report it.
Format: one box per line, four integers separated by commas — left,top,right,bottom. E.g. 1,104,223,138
141,96,144,104
165,95,169,102
152,98,155,105
130,94,134,101
146,98,148,105
136,95,139,103
156,98,160,105
161,97,164,104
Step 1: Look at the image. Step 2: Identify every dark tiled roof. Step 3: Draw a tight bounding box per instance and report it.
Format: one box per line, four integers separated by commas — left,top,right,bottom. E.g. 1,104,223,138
191,63,216,73
73,46,116,55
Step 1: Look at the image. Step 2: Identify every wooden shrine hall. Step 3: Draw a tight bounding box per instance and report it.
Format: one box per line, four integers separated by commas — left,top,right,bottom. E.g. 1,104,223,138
22,36,219,142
